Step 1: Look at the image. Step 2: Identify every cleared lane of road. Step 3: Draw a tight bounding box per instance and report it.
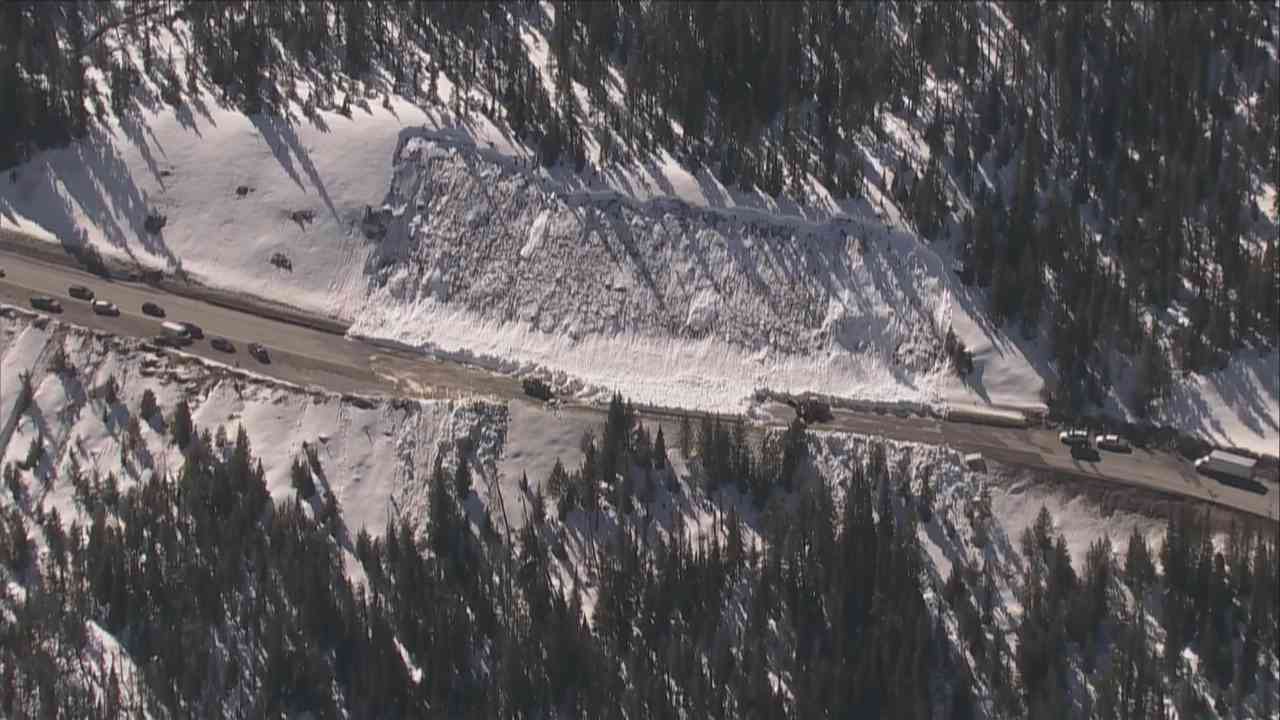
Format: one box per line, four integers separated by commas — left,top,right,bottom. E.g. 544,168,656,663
941,413,1277,520
0,251,519,399
2,248,1276,522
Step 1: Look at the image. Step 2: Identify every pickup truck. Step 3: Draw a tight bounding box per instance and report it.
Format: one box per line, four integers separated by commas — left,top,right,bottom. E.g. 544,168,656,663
160,321,193,345
178,321,204,339
30,295,62,313
522,377,554,401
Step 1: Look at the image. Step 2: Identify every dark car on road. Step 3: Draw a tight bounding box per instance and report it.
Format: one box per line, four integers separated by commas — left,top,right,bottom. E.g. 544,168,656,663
141,301,165,318
30,295,62,313
522,377,554,401
68,285,94,301
797,398,834,424
178,321,204,339
1070,444,1101,462
248,343,270,363
210,337,235,353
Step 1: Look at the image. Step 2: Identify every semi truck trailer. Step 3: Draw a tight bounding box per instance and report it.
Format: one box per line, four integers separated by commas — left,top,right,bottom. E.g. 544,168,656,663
1194,450,1256,482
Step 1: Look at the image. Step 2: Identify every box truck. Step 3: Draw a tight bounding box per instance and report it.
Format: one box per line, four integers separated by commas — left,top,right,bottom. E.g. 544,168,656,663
1194,450,1256,482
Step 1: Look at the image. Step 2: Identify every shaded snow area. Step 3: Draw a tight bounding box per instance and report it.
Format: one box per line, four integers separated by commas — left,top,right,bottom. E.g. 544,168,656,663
351,135,1041,415
0,310,505,542
988,478,1169,573
497,399,594,526
1153,349,1280,458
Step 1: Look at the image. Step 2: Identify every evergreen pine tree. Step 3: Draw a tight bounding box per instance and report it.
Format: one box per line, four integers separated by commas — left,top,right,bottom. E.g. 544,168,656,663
653,426,667,471
172,399,193,450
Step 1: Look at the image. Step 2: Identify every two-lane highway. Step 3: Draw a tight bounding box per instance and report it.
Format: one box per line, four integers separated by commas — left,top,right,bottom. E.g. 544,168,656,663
0,250,520,399
2,246,1277,522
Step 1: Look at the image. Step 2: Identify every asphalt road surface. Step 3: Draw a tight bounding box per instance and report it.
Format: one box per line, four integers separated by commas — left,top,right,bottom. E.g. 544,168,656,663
2,247,1277,523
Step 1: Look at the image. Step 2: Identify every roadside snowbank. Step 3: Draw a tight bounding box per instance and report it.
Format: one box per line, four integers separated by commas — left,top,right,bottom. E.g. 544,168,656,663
351,136,1034,415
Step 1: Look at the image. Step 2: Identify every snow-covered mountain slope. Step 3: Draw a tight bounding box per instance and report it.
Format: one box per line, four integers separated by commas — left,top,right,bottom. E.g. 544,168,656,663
0,85,1047,415
0,90,427,321
4,303,1275,716
0,308,505,540
0,8,1275,456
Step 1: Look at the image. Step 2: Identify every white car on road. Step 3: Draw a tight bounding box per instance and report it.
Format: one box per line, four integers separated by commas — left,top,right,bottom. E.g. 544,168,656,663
91,299,120,316
1058,429,1090,446
1095,434,1130,452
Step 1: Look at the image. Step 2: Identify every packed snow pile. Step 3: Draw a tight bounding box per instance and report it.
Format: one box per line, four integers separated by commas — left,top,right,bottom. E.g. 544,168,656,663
351,135,1004,413
0,308,506,539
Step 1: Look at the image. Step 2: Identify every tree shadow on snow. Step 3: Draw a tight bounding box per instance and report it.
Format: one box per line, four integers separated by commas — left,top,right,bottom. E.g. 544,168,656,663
1162,353,1277,450
249,112,340,222
2,124,184,273
118,109,171,190
1205,352,1279,437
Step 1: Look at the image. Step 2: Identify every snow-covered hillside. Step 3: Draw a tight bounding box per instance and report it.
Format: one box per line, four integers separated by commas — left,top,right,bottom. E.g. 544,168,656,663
0,75,1040,416
3,303,1275,716
0,308,505,543
0,90,427,321
0,6,1275,456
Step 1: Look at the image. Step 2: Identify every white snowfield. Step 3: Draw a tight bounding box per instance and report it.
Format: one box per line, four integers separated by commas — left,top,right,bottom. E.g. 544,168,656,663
0,74,1275,454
